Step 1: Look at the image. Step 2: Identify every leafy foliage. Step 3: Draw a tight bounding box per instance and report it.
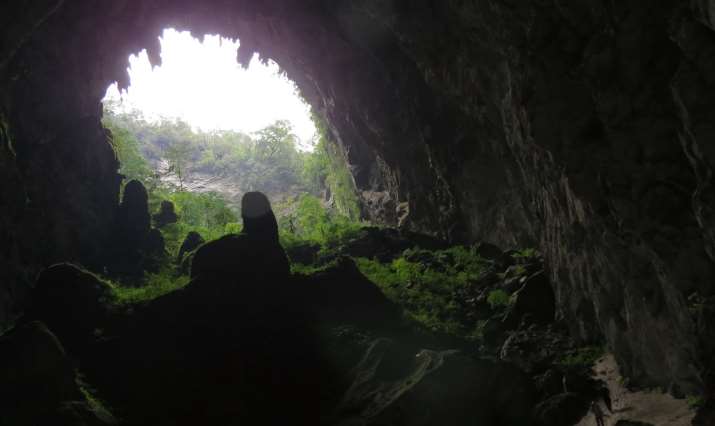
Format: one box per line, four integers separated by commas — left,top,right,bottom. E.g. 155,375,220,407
354,246,488,337
110,267,191,305
557,346,605,368
303,115,361,220
278,194,362,251
487,289,511,308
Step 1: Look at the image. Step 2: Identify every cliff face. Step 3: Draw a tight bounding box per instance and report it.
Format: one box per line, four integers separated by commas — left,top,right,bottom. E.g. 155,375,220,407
1,0,714,395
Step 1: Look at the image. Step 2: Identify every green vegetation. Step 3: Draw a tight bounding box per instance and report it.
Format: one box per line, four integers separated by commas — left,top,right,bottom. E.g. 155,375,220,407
686,394,705,409
303,115,361,220
354,246,488,337
557,346,605,368
109,267,191,305
151,190,240,256
102,102,365,293
513,248,539,258
487,289,511,308
278,194,363,252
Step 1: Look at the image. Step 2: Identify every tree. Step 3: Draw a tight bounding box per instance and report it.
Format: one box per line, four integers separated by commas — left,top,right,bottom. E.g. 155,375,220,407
165,139,193,190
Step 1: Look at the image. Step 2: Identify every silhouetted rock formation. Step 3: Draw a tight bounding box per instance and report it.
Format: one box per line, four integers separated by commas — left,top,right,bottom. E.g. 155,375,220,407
152,200,178,228
241,191,280,244
176,230,204,274
110,180,165,277
22,263,114,352
178,231,204,261
191,191,288,280
117,180,150,237
0,321,116,425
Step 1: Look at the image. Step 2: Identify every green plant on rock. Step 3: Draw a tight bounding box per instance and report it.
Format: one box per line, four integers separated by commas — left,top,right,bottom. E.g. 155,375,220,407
557,346,605,368
110,267,190,305
513,247,539,258
354,246,488,338
487,289,511,308
686,394,705,409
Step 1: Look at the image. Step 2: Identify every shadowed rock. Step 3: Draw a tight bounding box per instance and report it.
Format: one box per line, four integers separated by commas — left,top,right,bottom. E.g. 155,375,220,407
22,263,114,351
0,321,116,425
152,200,178,228
117,180,150,237
177,231,204,262
110,180,165,277
191,191,288,280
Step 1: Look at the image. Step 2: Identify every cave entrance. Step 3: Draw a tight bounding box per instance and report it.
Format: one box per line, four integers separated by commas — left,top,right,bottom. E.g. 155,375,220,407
101,28,358,257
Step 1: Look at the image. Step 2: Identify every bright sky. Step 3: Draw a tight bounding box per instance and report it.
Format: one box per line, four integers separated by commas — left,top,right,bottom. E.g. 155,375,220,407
103,28,316,147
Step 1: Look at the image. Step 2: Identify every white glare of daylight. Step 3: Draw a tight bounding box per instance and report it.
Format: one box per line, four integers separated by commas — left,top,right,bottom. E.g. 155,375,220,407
104,28,316,148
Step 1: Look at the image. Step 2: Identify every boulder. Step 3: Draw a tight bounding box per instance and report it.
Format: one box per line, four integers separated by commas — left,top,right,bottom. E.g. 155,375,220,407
0,321,117,425
0,321,79,423
296,256,401,328
152,200,178,228
532,392,590,426
285,241,321,265
190,192,290,283
177,231,205,263
474,241,503,260
23,263,114,350
336,338,535,426
190,234,290,283
499,326,574,373
505,271,556,326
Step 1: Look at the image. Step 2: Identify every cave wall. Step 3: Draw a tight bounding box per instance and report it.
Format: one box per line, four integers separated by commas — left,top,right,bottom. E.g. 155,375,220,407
1,0,715,395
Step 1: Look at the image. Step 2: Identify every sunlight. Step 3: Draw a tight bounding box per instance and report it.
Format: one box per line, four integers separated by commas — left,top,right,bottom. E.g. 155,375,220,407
104,28,316,147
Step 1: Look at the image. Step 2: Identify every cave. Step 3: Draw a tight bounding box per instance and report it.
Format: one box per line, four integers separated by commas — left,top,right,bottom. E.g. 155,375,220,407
2,1,715,425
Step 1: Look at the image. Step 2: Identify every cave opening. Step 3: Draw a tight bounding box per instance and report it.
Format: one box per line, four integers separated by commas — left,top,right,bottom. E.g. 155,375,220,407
99,28,364,271
2,2,714,424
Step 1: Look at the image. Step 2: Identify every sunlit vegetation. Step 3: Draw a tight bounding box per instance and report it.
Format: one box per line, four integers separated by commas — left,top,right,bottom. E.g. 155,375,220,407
354,247,489,338
102,102,364,270
278,194,363,252
109,267,191,305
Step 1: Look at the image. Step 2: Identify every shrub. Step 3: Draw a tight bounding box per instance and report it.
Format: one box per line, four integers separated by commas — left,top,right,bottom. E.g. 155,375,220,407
354,246,488,338
487,289,511,308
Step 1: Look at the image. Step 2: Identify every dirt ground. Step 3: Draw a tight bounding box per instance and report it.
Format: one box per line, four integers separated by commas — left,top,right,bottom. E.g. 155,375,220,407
575,354,695,426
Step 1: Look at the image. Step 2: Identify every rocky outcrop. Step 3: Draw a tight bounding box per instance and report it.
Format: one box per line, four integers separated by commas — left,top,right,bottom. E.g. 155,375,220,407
110,180,165,277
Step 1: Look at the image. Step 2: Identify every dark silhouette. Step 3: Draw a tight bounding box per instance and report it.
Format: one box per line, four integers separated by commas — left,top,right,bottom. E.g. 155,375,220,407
177,230,204,262
152,200,178,228
190,191,289,280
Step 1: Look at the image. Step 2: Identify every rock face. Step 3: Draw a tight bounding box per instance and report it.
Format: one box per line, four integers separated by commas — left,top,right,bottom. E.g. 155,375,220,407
1,0,715,398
